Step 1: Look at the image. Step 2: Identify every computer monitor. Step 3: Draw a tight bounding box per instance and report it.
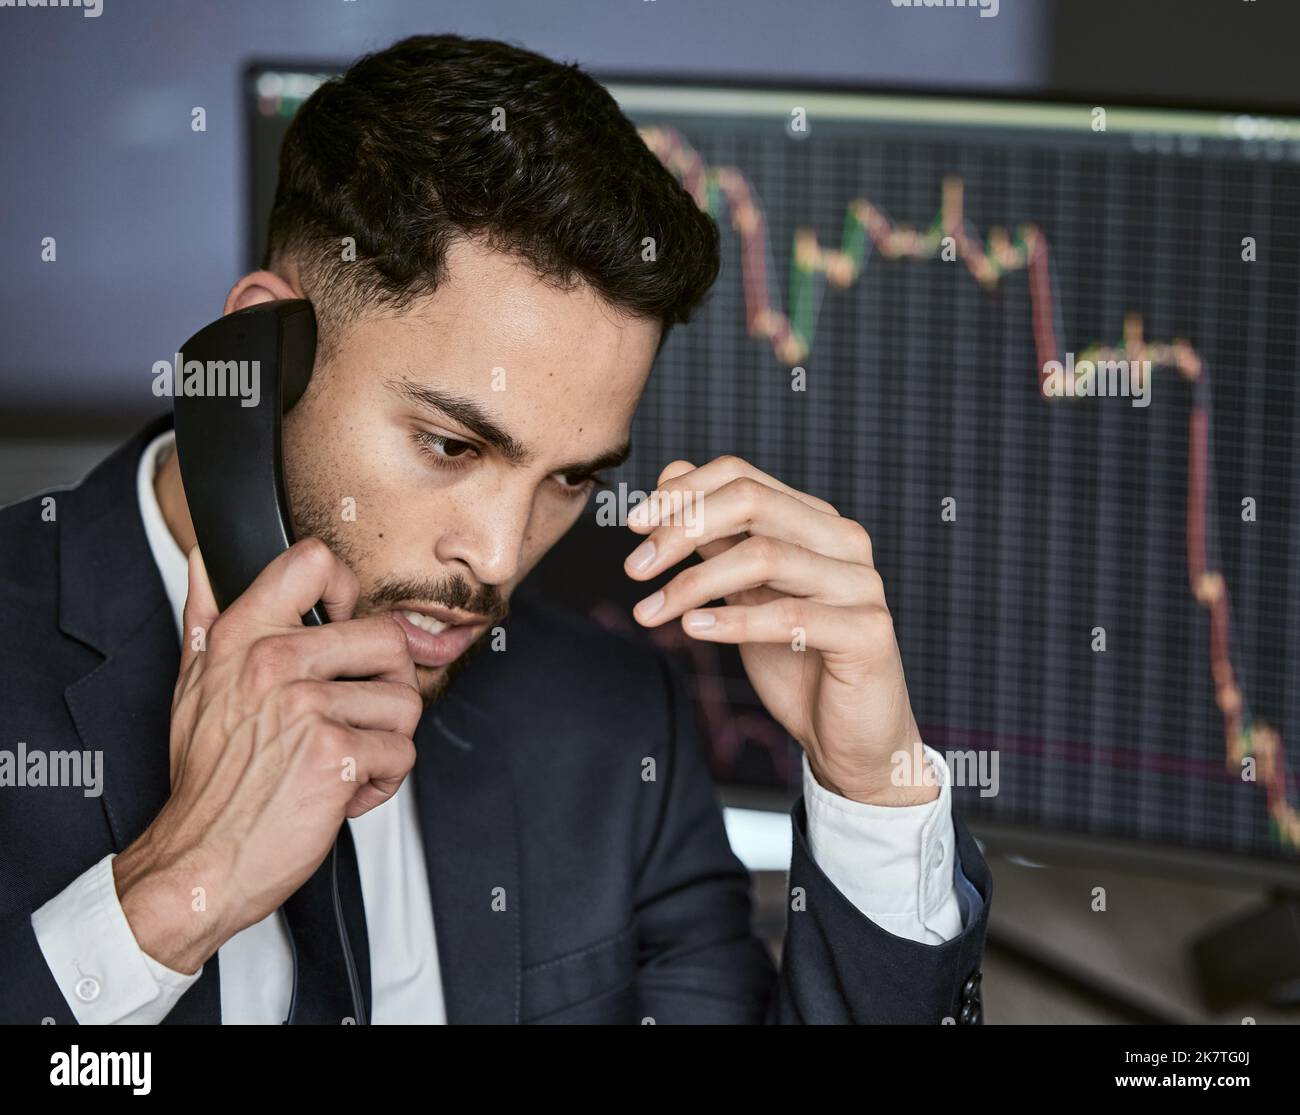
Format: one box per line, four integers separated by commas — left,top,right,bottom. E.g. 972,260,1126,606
246,65,1300,883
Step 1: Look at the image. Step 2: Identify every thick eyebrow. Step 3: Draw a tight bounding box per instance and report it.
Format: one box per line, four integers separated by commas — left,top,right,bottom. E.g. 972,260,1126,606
386,377,630,477
386,378,530,464
554,441,632,479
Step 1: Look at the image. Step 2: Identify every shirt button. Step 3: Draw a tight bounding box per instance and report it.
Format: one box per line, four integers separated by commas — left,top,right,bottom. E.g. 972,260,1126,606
930,842,946,871
74,976,101,1003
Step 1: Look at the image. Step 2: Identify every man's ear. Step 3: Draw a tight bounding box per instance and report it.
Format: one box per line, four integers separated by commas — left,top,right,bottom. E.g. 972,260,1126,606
224,270,302,316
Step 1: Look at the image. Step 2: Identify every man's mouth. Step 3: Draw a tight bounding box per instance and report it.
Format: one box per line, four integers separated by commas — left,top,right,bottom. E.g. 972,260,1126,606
401,609,452,636
392,605,492,669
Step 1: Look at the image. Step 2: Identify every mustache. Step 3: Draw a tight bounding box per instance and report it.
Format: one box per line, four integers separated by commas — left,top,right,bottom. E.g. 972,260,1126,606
364,573,506,621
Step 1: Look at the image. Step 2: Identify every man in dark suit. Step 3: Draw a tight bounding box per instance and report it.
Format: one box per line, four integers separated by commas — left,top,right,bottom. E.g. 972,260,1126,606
0,33,989,1024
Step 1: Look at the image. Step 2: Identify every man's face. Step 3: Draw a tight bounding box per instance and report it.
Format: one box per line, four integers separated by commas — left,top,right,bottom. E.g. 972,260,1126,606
280,238,660,702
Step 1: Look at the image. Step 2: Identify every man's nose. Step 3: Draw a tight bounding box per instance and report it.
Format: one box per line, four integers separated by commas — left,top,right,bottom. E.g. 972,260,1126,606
432,487,532,588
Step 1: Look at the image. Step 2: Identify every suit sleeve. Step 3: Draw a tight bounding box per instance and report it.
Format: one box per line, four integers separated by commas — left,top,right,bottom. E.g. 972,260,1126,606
631,654,991,1025
0,904,80,1025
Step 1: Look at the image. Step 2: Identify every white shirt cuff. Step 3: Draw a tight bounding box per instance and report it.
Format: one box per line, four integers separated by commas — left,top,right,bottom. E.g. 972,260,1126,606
801,746,964,944
31,853,202,1024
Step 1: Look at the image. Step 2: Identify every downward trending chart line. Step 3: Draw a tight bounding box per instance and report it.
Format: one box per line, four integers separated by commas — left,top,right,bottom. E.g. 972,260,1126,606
639,124,1300,849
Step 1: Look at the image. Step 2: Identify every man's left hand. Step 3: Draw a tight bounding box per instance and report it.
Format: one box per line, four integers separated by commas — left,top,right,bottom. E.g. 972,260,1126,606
625,455,935,806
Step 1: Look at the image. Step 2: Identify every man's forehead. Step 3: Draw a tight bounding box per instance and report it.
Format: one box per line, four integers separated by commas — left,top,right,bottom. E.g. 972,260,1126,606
333,240,659,446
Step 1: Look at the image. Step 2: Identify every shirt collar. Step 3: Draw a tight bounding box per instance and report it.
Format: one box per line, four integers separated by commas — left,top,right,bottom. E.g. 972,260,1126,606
135,429,189,639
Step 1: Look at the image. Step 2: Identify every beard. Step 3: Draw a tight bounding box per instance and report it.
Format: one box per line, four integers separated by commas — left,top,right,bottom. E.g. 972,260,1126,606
288,480,508,705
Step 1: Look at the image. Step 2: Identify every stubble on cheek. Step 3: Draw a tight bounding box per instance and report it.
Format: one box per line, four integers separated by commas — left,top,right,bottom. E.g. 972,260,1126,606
284,435,374,576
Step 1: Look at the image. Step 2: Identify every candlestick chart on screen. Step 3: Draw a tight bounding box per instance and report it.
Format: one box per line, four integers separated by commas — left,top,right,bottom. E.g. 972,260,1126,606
249,74,1300,863
534,94,1300,863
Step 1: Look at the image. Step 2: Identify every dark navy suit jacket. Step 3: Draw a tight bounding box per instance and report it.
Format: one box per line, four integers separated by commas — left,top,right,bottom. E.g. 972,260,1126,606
0,416,990,1024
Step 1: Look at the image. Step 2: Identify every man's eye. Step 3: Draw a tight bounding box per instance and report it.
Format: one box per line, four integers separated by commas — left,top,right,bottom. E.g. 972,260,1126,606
412,430,476,465
555,471,607,497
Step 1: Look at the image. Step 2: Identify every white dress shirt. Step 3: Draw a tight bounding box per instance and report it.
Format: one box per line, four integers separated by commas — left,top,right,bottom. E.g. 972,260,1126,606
30,431,965,1024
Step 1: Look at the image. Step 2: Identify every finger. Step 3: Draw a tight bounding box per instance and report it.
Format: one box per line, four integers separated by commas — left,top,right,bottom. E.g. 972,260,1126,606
283,678,424,736
341,728,419,817
277,615,418,688
226,537,360,631
656,459,696,485
698,533,745,562
624,477,871,582
676,596,889,657
630,455,837,532
632,536,880,626
643,463,739,561
180,546,220,674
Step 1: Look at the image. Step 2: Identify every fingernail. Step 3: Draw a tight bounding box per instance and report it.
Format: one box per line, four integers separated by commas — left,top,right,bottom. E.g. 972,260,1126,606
636,591,665,620
627,539,657,573
684,610,715,631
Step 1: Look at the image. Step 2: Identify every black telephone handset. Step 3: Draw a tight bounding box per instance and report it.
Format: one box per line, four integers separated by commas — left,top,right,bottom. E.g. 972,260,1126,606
172,298,367,1024
172,298,327,624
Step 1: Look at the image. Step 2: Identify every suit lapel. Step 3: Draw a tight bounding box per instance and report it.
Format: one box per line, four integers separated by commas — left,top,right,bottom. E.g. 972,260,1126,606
58,415,223,1023
412,677,522,1025
63,603,176,854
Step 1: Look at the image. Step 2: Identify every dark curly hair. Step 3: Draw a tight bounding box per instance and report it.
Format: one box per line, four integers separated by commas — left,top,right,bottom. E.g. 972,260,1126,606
263,34,720,359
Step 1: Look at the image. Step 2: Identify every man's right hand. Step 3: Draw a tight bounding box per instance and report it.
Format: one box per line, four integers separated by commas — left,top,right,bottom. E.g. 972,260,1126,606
112,538,422,975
